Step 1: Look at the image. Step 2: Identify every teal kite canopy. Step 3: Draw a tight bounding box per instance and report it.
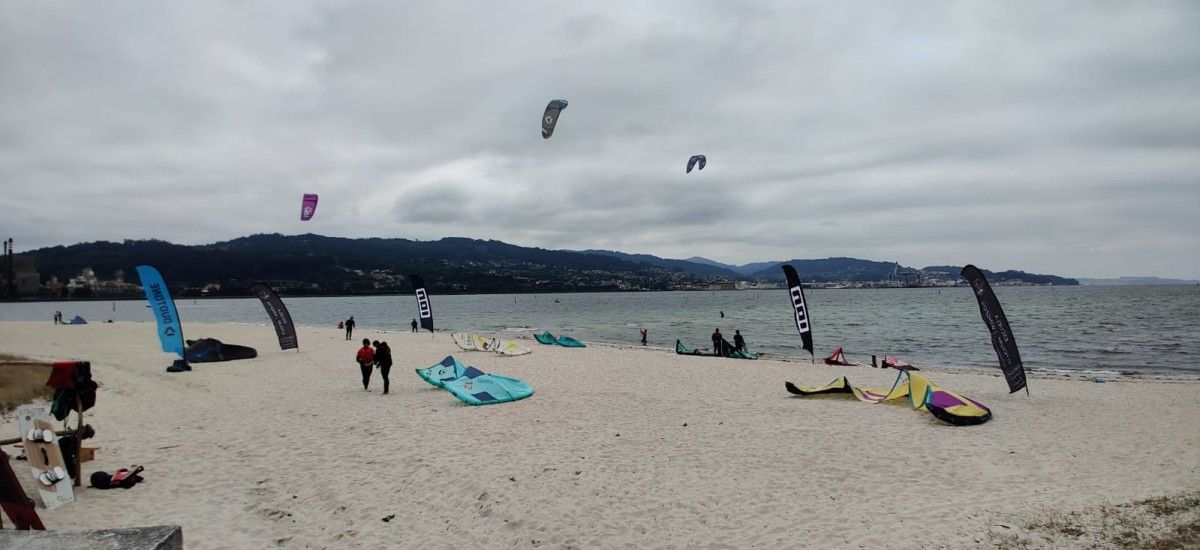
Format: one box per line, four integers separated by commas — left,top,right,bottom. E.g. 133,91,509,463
415,355,533,406
415,355,468,388
534,332,585,347
443,366,533,406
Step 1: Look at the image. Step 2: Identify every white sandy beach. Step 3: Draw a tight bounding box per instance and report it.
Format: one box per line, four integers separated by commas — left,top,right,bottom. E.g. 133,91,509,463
1,320,1198,548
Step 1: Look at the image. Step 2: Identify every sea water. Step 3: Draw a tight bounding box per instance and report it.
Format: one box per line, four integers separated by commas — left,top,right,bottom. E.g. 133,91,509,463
2,285,1196,377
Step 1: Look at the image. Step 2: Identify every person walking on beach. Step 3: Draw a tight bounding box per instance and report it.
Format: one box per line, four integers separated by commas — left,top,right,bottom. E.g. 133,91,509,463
355,338,375,390
734,330,746,352
411,318,418,333
373,340,393,394
640,329,648,345
344,316,356,340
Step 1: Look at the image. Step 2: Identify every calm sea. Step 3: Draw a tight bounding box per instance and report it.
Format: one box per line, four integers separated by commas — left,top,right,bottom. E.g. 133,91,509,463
2,286,1197,377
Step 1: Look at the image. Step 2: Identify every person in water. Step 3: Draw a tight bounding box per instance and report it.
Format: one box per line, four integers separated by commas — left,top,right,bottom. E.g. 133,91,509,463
734,330,746,352
640,329,648,345
355,338,375,390
720,310,725,318
372,340,393,394
411,318,418,333
344,316,356,340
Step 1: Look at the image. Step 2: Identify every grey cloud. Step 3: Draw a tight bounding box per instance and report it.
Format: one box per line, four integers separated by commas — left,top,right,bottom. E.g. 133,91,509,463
1,1,1198,278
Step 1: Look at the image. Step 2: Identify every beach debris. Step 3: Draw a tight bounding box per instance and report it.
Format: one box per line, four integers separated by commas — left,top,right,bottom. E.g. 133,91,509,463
508,476,516,482
682,423,688,427
382,514,395,522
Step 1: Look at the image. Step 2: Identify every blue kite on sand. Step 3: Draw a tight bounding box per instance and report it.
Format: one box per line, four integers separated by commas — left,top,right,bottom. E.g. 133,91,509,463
443,366,533,406
415,356,468,388
415,356,533,406
556,335,585,347
534,331,586,347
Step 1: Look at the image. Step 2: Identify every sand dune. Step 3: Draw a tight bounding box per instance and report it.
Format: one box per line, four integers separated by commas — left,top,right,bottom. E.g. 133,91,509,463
1,321,1197,548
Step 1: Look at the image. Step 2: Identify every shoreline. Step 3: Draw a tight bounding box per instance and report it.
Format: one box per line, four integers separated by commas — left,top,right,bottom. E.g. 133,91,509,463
0,282,1099,305
7,317,1197,381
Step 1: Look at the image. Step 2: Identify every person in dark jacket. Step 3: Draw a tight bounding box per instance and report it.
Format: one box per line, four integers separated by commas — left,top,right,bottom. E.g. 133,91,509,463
711,328,723,356
410,318,418,333
734,330,746,352
372,340,393,394
355,338,375,390
345,316,356,340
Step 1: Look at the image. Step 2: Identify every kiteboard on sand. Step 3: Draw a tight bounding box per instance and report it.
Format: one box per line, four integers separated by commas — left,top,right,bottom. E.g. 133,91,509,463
16,405,74,510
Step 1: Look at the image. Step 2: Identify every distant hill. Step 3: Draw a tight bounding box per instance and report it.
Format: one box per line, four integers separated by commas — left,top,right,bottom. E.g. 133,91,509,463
685,257,779,276
11,233,1083,297
581,250,742,279
747,257,901,282
923,266,1079,286
1076,276,1199,286
19,234,722,296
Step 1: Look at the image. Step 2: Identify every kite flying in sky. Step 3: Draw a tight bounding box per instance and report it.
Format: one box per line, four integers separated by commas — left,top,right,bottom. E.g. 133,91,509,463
300,194,318,221
686,155,706,173
542,99,568,139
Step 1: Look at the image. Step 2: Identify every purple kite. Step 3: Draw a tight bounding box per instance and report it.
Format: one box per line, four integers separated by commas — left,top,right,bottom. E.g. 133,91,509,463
300,194,318,221
686,155,706,173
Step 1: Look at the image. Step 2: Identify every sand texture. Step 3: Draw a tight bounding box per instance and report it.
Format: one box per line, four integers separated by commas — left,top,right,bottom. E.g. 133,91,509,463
1,321,1197,548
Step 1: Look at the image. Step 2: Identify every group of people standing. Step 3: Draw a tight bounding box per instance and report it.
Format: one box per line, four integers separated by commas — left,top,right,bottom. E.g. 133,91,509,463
710,328,747,357
52,310,64,324
342,314,421,395
355,338,393,394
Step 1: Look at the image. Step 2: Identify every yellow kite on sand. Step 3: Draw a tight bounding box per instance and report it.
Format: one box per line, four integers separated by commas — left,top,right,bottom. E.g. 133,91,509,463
785,371,992,426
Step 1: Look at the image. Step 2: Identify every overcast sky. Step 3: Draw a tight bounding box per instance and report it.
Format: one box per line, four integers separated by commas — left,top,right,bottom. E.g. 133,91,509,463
2,2,1197,278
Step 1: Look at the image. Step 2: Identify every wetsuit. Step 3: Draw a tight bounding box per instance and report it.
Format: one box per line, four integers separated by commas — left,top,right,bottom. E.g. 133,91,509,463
734,334,745,351
356,345,375,389
374,342,393,394
345,318,356,340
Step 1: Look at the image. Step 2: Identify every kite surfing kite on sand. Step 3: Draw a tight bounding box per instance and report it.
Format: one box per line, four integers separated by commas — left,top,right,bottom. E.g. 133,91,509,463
541,99,568,139
785,371,992,426
415,356,533,406
300,194,318,221
452,332,532,356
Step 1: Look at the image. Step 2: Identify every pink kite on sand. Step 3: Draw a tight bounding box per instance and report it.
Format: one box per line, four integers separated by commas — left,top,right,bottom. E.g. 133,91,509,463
300,194,318,221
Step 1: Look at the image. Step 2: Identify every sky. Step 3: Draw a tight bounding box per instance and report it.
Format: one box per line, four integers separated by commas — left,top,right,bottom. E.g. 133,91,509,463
1,1,1198,278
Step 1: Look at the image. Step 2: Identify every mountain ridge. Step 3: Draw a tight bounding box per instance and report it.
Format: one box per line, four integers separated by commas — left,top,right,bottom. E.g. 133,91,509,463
11,233,1079,296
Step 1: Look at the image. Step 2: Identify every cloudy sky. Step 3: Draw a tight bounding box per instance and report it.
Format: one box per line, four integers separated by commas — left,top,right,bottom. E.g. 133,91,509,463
2,2,1197,278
